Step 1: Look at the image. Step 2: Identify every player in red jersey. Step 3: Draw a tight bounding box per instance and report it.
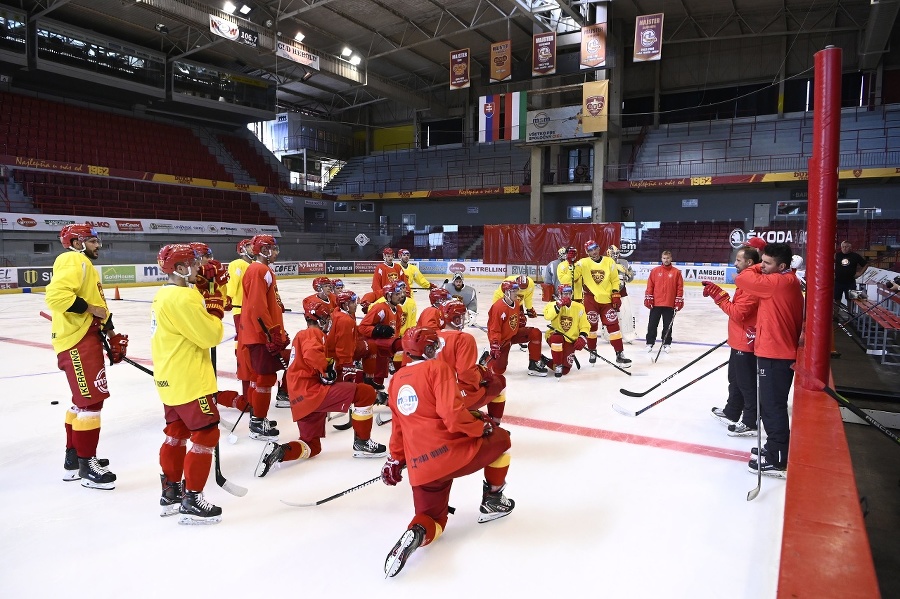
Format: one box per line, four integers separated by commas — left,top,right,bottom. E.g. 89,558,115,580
381,327,514,577
417,287,449,329
486,280,547,377
358,282,405,388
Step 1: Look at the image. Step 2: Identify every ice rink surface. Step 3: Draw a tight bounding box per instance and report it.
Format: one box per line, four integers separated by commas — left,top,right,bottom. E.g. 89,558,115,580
0,275,788,598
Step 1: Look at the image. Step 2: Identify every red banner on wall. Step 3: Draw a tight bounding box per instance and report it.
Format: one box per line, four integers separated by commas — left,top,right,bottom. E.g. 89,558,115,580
484,223,621,264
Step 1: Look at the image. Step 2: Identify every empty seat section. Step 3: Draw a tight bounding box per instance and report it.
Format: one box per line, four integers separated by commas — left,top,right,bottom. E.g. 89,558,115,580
217,134,288,188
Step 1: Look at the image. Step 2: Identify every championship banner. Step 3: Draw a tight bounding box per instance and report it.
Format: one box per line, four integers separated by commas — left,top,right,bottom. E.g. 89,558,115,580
449,48,470,90
634,13,664,62
582,80,609,133
580,23,607,69
532,32,556,76
490,40,512,83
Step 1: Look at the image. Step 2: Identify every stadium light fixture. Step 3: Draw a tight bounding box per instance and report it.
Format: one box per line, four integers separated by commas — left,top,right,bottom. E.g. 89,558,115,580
223,2,237,15
341,47,352,57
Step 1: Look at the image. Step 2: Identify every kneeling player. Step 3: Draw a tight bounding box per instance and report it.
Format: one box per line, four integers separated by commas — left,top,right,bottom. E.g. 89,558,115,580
381,327,514,577
487,280,547,376
543,284,590,378
255,297,387,477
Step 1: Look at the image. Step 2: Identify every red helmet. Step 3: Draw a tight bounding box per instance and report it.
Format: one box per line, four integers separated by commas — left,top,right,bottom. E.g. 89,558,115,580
250,234,277,256
336,290,358,306
584,240,600,254
500,280,520,294
59,224,98,248
312,276,333,292
383,281,406,298
557,284,573,297
237,239,253,255
157,244,198,275
382,247,394,258
402,326,440,359
332,278,344,290
189,242,213,258
515,275,528,288
429,287,450,307
398,249,411,258
303,296,333,322
441,299,467,325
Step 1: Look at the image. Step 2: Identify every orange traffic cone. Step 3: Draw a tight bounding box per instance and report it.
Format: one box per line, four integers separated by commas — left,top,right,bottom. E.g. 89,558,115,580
113,287,121,301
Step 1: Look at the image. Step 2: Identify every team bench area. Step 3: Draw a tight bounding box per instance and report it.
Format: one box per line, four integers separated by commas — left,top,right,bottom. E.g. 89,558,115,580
851,294,900,364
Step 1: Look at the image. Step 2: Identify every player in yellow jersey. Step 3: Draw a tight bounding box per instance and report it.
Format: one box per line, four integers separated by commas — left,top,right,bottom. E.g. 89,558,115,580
542,284,590,378
151,244,227,524
398,249,436,290
46,224,128,490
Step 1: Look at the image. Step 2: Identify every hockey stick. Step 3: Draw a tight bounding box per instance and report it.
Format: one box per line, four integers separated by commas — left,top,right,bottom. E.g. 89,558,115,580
39,310,155,375
256,317,289,370
748,366,762,501
653,310,677,364
792,365,900,447
331,410,353,431
620,340,728,397
376,413,392,426
587,349,635,376
213,443,248,497
280,472,386,507
612,360,728,417
469,323,488,333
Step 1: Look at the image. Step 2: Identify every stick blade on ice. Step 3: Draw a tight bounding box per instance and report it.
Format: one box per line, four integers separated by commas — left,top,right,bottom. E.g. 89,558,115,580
612,403,636,417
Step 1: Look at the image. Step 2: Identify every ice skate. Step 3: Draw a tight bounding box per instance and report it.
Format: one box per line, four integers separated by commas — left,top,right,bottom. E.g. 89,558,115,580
748,454,786,479
384,524,426,578
662,345,671,354
275,386,290,408
479,481,515,523
527,360,548,377
255,441,286,477
710,407,737,427
178,490,222,525
77,456,116,490
554,364,563,379
646,344,655,353
160,474,184,517
727,422,758,437
615,352,632,368
353,436,388,458
63,448,108,482
248,416,279,441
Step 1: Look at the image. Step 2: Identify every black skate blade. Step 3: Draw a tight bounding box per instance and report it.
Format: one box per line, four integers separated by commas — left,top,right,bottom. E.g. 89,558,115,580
611,403,637,417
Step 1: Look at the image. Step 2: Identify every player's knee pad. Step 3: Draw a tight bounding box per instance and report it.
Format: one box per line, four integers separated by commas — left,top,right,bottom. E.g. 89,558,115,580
351,404,374,419
255,373,277,393
550,341,563,352
353,383,376,407
528,328,541,343
190,425,219,450
163,420,191,441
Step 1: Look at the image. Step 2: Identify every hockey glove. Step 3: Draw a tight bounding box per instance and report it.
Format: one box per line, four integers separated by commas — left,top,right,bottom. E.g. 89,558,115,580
223,297,233,312
429,283,438,290
318,369,337,386
526,308,537,319
265,326,290,356
372,323,395,339
611,291,622,311
204,287,225,320
644,294,654,309
106,333,128,364
674,296,685,311
489,342,502,360
381,457,405,486
701,281,729,305
573,334,587,352
557,295,572,309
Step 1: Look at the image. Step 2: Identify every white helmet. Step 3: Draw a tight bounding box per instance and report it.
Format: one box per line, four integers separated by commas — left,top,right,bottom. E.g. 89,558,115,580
607,245,620,260
790,255,804,270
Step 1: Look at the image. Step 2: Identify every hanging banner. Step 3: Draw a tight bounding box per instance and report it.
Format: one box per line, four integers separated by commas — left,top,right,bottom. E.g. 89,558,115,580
490,40,512,83
634,13,664,62
580,23,607,69
276,41,320,70
532,32,557,76
582,80,609,133
209,14,258,48
449,48,470,89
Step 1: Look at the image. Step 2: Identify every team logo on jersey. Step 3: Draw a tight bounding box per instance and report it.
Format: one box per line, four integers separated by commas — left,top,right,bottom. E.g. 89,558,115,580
400,312,408,328
560,315,573,332
745,326,756,346
508,312,519,331
586,311,599,325
396,384,419,416
388,272,398,282
94,367,108,395
604,308,618,323
591,270,606,284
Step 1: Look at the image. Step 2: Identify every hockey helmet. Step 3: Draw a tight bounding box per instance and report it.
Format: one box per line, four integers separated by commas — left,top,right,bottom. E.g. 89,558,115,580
441,299,467,326
382,247,394,259
429,287,450,307
303,296,333,324
584,240,600,254
237,238,253,256
514,275,528,289
790,255,804,270
59,224,99,248
398,249,411,259
250,234,277,256
312,276,333,293
157,244,199,275
557,284,573,297
189,242,213,259
500,280,520,295
557,247,567,259
336,290,358,306
402,326,440,359
332,278,344,290
607,245,620,260
383,281,407,299
746,237,767,251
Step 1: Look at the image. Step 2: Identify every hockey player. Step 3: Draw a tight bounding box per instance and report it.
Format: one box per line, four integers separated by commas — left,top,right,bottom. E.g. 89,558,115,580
704,245,761,437
381,327,514,578
487,280,547,376
571,240,631,367
372,279,417,338
443,273,477,315
491,274,538,318
332,278,344,292
305,276,337,310
255,297,387,477
46,224,127,489
151,244,226,524
417,287,449,329
326,290,369,383
608,245,637,344
223,239,254,413
557,246,582,301
544,247,566,292
398,249,436,290
438,300,507,421
239,234,287,441
543,284,590,378
358,281,405,388
360,248,410,313
645,250,684,354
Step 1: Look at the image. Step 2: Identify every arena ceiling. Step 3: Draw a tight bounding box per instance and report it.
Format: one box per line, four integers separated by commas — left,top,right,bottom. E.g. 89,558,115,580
5,0,896,120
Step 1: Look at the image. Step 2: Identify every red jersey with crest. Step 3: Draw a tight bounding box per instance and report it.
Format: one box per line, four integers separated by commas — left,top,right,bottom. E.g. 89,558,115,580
358,301,399,339
387,359,484,486
240,261,285,346
371,261,408,294
417,306,444,330
286,327,330,421
326,308,360,363
487,297,522,347
303,292,337,313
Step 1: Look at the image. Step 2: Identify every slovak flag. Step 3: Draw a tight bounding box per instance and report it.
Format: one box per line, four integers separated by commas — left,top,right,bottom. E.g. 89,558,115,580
479,95,499,143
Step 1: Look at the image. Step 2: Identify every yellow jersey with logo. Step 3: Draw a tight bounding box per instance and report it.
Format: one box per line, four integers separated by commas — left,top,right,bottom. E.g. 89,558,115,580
226,258,250,315
542,300,590,342
576,256,620,303
45,251,109,353
150,285,223,406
